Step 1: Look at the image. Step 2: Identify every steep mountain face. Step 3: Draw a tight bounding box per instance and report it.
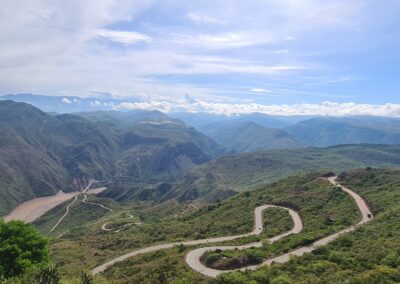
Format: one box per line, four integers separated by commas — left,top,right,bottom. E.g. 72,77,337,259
115,122,225,182
207,121,304,152
77,110,225,182
0,101,119,214
162,144,400,205
285,117,400,147
84,111,226,203
0,101,224,215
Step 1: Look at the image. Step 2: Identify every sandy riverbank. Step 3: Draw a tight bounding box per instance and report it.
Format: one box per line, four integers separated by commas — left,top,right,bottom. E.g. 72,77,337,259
4,187,107,222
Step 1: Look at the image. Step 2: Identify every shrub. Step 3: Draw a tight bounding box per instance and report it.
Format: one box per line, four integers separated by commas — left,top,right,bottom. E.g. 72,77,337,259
0,220,49,278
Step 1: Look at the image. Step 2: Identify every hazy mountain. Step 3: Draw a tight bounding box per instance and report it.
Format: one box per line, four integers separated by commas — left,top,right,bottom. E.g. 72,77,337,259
207,121,304,152
76,109,172,127
0,101,224,215
286,117,400,147
170,112,293,133
162,144,400,205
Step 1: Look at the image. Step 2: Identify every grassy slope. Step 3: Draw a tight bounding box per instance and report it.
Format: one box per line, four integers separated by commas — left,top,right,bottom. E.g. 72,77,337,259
165,144,400,204
68,172,358,283
33,194,121,237
217,168,400,283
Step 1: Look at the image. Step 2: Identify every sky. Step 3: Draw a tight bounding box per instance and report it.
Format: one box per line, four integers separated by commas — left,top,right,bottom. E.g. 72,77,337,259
1,0,400,115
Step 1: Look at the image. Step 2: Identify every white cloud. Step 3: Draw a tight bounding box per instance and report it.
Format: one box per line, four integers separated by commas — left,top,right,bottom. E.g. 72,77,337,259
112,98,400,117
249,88,272,93
173,32,277,49
90,100,101,106
274,49,289,54
0,0,396,106
62,97,72,104
187,12,227,25
95,29,151,44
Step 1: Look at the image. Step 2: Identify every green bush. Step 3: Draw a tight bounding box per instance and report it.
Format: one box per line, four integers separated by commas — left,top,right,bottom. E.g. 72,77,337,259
0,220,49,278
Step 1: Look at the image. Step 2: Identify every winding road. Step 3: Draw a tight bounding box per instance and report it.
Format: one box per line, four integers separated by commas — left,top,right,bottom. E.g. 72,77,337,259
91,177,373,278
101,221,142,232
50,180,94,232
82,194,113,212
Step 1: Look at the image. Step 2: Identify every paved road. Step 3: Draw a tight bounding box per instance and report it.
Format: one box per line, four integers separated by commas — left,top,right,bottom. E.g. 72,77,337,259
92,205,302,275
101,221,142,232
185,205,302,277
186,177,373,277
92,177,372,278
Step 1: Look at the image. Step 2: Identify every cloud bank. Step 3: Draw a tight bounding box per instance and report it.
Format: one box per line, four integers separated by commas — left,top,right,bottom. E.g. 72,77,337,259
110,99,400,117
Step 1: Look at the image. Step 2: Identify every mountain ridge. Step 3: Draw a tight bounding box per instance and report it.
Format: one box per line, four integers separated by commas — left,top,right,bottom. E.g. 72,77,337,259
0,100,224,215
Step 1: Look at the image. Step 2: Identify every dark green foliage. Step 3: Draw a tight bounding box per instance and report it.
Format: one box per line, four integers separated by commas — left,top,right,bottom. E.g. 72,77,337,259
80,272,94,284
178,243,187,253
0,265,61,284
0,220,49,278
25,265,61,284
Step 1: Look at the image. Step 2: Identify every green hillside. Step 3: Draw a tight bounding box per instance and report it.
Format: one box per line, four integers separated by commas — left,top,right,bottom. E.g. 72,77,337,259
163,144,400,205
27,168,400,283
218,168,400,283
36,172,357,283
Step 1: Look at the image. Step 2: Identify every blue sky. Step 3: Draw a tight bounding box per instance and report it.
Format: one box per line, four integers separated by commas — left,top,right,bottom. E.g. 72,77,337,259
1,1,400,115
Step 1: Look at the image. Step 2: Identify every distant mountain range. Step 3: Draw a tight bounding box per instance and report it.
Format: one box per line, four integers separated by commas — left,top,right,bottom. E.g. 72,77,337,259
4,94,400,149
0,100,223,215
0,93,136,113
172,112,400,149
170,112,295,132
206,121,304,152
3,96,400,214
285,116,400,147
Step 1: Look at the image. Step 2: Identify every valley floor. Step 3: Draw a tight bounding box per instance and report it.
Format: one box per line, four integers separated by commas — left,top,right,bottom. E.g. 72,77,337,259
4,187,107,223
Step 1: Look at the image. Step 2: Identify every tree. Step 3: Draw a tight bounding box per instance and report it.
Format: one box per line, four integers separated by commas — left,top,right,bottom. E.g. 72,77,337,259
25,265,60,284
80,272,94,284
0,220,49,278
178,243,187,253
147,260,177,284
